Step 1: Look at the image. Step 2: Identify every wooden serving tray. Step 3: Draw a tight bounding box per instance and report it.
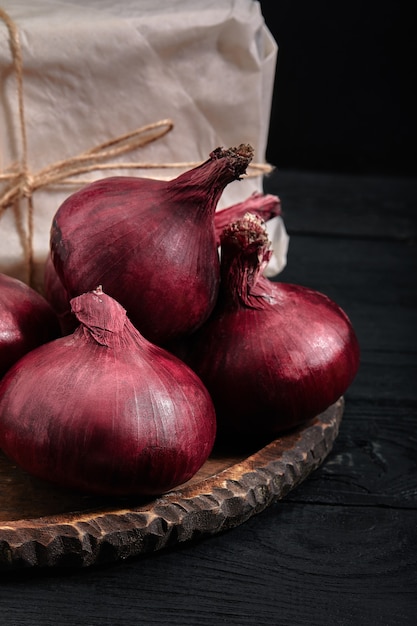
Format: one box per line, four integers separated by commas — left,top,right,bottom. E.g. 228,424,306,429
0,399,344,571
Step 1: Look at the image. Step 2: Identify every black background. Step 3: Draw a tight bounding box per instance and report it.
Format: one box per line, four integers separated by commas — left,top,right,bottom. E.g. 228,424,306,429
259,1,416,177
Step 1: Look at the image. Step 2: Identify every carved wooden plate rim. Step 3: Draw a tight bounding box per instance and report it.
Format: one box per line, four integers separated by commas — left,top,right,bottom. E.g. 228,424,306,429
0,398,344,571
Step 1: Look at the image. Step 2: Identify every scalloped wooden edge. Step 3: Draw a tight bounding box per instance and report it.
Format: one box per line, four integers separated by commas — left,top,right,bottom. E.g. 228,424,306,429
0,398,344,571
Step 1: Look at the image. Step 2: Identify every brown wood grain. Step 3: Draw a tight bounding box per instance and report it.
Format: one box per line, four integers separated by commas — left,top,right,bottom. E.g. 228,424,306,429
0,399,343,570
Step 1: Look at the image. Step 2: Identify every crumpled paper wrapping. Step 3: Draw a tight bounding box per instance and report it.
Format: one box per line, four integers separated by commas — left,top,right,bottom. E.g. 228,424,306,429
0,0,288,288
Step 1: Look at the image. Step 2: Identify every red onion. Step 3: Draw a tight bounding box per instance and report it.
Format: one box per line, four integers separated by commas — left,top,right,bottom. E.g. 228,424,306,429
50,145,253,345
0,272,60,379
173,213,360,439
0,287,216,496
44,189,281,337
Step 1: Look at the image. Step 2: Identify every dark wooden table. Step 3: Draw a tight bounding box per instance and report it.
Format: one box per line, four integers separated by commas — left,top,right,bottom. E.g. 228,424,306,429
1,169,416,625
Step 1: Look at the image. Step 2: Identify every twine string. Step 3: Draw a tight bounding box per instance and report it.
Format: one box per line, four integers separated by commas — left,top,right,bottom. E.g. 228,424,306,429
0,8,272,284
0,118,176,209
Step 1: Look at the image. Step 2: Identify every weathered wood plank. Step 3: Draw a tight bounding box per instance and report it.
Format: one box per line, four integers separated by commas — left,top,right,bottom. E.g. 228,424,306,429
264,170,417,240
286,402,417,508
2,502,416,625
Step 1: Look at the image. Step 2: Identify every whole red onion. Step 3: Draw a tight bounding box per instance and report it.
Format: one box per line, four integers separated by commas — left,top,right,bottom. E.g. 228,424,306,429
174,213,360,439
0,273,60,379
50,145,253,345
44,189,281,337
0,287,216,496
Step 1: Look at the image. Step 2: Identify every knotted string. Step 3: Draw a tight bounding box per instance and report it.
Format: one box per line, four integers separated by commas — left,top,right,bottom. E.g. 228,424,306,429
0,8,272,286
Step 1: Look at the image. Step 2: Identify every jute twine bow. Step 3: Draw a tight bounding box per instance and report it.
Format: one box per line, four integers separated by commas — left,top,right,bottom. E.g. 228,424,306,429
0,8,272,286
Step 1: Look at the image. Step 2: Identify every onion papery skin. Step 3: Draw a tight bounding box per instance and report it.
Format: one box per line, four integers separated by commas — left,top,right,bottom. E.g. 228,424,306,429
50,145,253,345
0,289,217,496
174,215,360,439
0,273,61,379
